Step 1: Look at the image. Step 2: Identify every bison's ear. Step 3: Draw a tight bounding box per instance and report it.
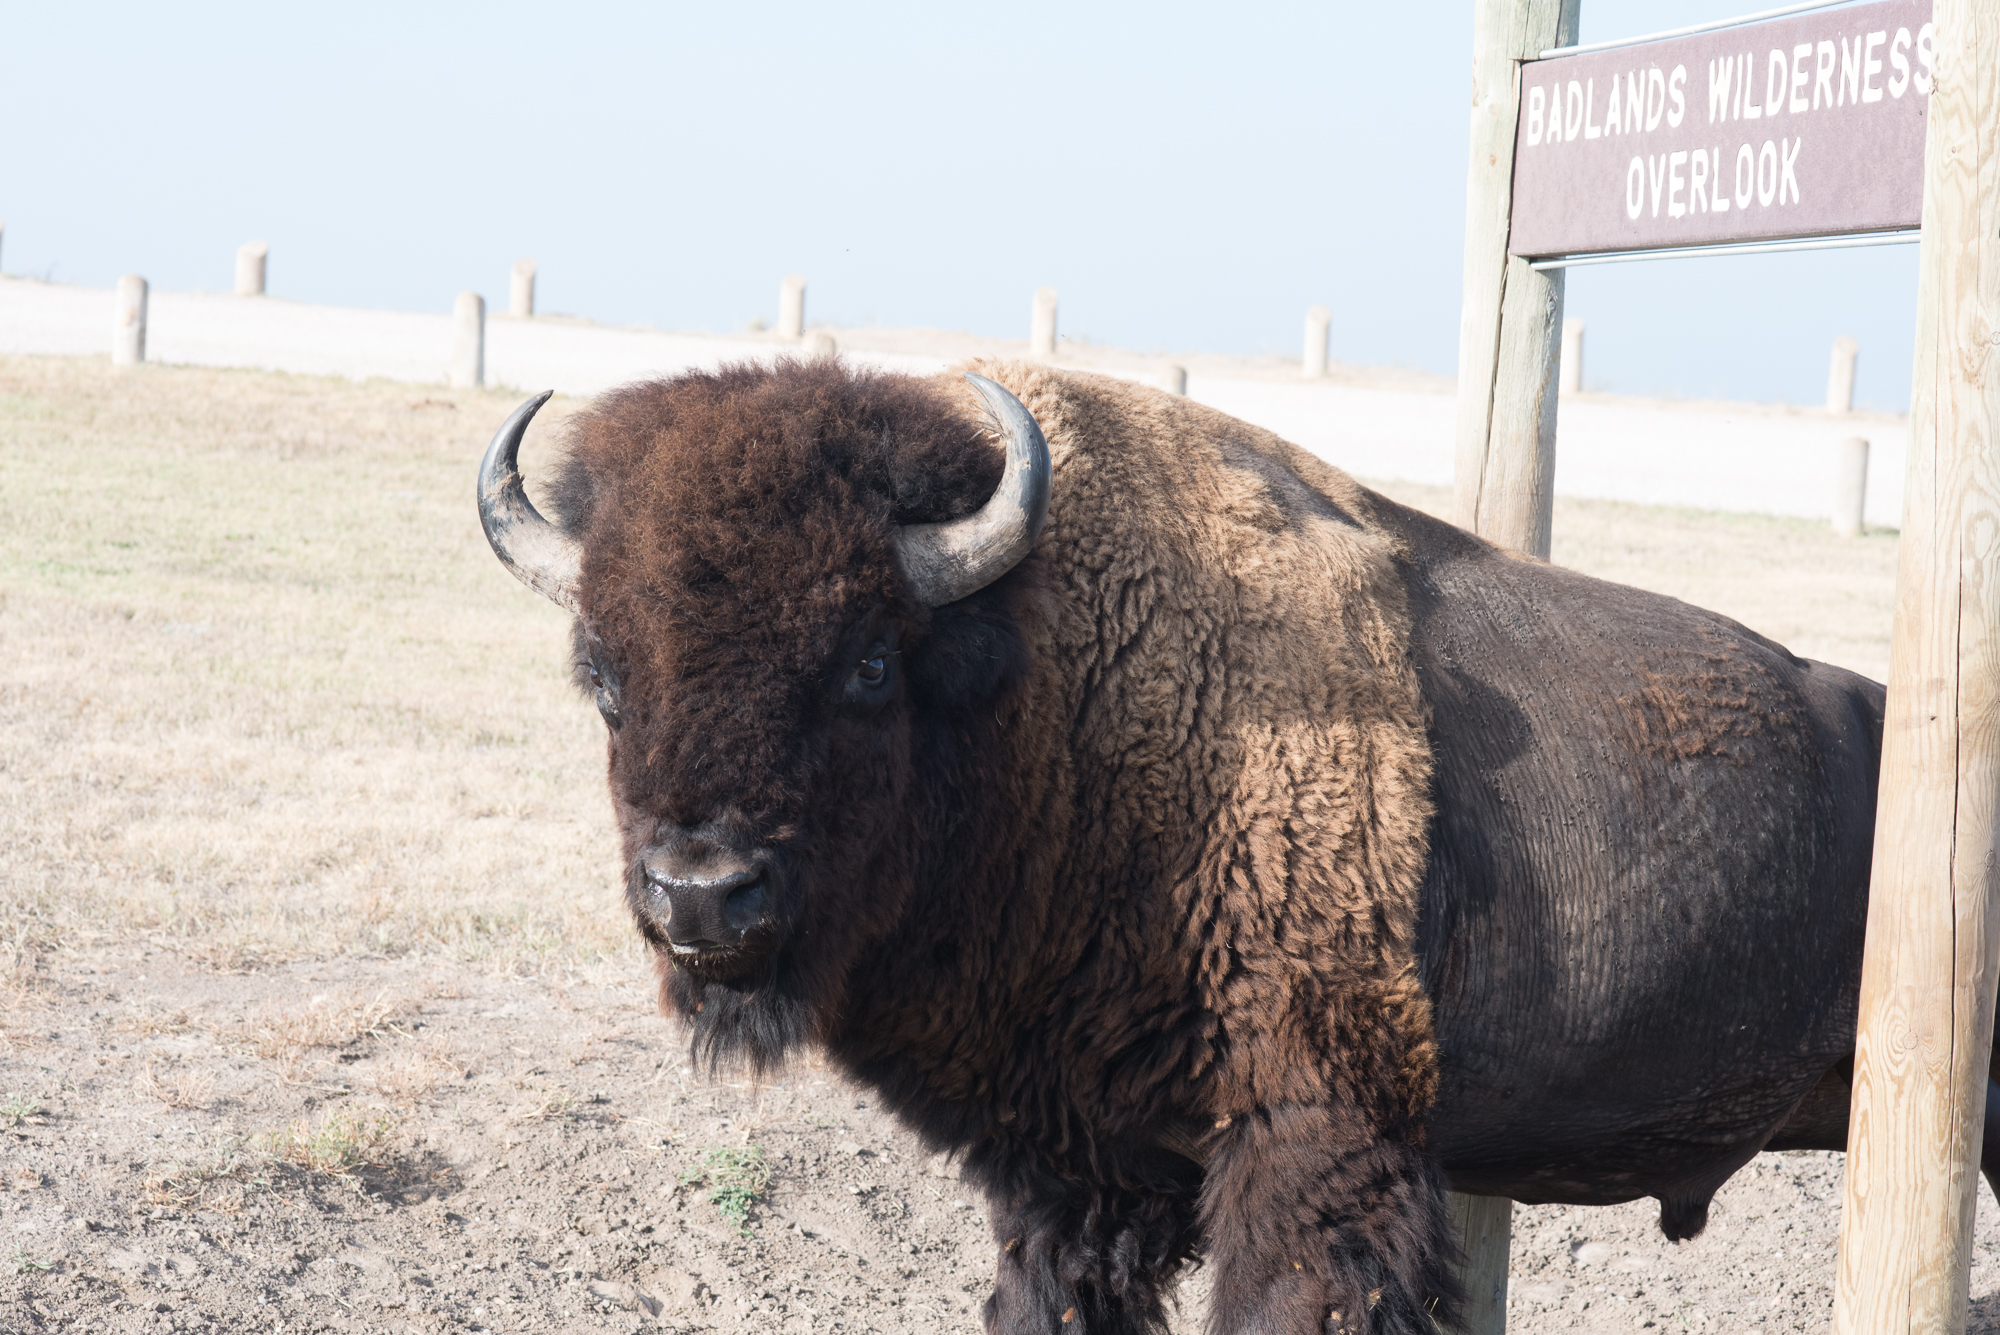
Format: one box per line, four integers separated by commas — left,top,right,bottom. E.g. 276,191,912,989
906,592,1030,711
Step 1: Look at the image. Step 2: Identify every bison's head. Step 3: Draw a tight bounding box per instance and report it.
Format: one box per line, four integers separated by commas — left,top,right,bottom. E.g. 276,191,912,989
476,362,1050,1068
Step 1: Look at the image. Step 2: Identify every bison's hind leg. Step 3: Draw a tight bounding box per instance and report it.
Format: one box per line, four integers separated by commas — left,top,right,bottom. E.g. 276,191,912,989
1764,1065,1852,1151
1769,1060,2000,1206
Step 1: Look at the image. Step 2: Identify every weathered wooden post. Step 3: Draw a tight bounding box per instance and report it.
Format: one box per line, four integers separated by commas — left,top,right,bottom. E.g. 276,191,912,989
778,274,807,342
1030,287,1058,360
510,259,536,319
1833,1,2000,1329
1447,1194,1513,1334
451,292,485,389
1827,335,1859,413
1453,0,1576,566
1303,305,1330,379
1559,318,1583,396
1157,364,1186,396
112,275,148,367
235,241,267,297
1446,0,1578,1326
1832,438,1870,539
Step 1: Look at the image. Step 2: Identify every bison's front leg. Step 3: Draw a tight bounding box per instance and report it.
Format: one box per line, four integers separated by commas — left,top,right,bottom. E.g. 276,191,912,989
1201,1105,1461,1334
981,1156,1202,1335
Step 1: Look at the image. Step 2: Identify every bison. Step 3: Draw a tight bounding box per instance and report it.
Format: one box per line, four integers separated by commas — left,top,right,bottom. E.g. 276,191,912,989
474,359,1938,1333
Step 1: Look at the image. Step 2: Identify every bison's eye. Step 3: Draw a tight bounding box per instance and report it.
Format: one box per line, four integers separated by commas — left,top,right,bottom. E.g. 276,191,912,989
586,661,623,730
843,646,894,705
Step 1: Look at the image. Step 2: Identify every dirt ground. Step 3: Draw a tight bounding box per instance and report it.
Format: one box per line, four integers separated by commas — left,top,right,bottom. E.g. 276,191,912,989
2,355,1983,1335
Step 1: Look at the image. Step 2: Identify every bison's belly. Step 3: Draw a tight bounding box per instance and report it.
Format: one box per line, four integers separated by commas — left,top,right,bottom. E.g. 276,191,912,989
1395,518,1882,1202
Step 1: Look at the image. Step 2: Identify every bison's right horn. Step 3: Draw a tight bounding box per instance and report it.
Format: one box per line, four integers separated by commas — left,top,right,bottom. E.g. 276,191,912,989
891,373,1052,607
477,391,583,613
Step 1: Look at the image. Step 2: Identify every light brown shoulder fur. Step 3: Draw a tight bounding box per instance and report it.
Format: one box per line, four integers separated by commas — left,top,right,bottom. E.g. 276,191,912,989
953,359,1439,1125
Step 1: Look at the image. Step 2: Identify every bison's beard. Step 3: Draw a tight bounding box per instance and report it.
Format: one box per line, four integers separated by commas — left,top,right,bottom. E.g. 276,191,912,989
650,866,883,1080
641,817,922,1081
660,956,815,1078
626,846,826,1077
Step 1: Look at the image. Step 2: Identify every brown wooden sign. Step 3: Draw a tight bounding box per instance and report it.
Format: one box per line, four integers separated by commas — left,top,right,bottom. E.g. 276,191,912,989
1508,0,1934,257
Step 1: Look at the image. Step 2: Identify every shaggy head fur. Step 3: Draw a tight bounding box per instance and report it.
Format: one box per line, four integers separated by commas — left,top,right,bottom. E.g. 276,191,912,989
550,357,1460,1331
553,360,1035,1069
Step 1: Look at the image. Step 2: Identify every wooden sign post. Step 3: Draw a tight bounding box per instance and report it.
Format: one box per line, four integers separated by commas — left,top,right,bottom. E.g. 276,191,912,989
1454,0,1579,567
1453,0,1998,1329
1833,0,2000,1328
1448,2,1579,1327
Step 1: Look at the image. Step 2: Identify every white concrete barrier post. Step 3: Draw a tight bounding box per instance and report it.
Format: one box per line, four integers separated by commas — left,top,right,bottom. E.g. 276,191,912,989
1560,319,1584,396
1827,335,1859,413
450,292,485,389
235,241,267,297
1833,437,1870,537
1157,364,1187,395
1303,305,1331,379
112,274,148,367
778,274,807,341
510,259,536,319
1030,287,1058,360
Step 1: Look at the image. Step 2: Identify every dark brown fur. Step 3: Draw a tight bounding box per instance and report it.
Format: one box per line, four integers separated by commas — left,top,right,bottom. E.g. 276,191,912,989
550,359,1458,1332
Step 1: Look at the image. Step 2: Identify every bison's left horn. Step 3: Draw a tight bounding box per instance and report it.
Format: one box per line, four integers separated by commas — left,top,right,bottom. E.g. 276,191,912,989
891,373,1052,607
477,391,583,613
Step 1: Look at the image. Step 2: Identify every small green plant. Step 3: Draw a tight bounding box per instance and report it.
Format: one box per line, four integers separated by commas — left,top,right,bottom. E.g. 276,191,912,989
679,1144,771,1235
0,1094,42,1127
259,1108,396,1177
10,1244,53,1274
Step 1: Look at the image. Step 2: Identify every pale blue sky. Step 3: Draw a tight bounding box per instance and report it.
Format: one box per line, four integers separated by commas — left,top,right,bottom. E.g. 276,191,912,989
0,1,1918,410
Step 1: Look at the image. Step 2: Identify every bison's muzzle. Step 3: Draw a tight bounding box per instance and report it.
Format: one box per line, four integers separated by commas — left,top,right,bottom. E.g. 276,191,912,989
638,826,777,958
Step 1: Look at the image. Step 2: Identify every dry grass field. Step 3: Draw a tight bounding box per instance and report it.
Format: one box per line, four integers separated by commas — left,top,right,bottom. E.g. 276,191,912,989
3,354,1962,1335
0,355,624,980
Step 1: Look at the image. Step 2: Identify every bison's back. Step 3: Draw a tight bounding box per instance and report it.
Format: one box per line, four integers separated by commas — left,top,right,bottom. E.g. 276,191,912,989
1377,498,1882,1213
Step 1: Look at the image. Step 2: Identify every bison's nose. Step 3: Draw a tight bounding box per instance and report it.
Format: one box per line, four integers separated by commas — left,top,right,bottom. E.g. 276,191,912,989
641,852,773,954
